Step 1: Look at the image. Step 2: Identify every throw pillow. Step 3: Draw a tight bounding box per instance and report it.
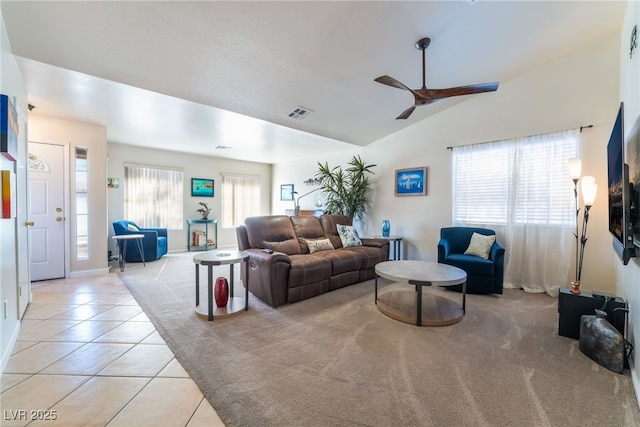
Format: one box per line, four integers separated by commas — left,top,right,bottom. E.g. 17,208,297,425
305,238,335,253
336,224,362,248
127,224,140,232
464,232,495,259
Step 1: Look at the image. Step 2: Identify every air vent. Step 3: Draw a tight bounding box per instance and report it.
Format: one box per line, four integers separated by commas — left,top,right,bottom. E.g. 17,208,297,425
215,145,231,150
288,106,313,120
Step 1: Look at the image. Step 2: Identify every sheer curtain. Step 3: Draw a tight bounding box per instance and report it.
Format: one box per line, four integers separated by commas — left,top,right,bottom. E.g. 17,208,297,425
124,163,184,229
221,173,261,228
452,129,579,296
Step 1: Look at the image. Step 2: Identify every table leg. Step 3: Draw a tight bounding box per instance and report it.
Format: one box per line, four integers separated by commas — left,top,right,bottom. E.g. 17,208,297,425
119,241,126,272
195,264,200,307
462,280,467,314
135,238,146,266
229,264,235,298
416,283,422,326
244,258,249,311
375,274,378,304
207,265,213,321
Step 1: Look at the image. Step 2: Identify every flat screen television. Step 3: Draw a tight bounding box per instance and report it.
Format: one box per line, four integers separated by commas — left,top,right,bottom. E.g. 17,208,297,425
607,102,638,264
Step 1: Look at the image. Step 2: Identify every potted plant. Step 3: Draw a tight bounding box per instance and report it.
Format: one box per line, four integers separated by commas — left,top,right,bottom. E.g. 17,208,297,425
313,155,376,222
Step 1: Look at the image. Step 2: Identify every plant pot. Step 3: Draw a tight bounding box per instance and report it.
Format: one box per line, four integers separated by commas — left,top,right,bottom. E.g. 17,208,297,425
214,277,229,307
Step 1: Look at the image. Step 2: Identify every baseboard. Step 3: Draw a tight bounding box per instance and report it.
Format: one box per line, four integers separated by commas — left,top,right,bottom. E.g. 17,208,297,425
68,267,110,278
1,320,21,374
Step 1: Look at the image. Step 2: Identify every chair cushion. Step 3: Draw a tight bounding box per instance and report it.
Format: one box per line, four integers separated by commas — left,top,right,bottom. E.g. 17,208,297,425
445,254,494,276
464,232,495,259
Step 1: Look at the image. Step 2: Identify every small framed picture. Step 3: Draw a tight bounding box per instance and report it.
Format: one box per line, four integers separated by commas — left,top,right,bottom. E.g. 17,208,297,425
281,184,294,201
192,178,214,197
395,167,427,196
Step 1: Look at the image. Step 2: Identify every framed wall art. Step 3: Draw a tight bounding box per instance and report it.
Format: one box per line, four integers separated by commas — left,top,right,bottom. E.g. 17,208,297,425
191,178,214,197
281,184,294,201
395,167,427,196
1,94,18,162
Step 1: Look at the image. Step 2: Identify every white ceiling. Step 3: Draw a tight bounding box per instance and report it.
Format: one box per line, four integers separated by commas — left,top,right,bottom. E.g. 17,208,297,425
0,1,626,164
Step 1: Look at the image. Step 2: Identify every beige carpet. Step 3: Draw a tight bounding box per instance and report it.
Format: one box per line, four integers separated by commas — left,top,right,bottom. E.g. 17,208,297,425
118,252,640,426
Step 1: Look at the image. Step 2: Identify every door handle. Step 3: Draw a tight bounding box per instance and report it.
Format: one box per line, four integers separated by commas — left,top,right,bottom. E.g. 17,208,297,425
25,221,34,226
56,217,63,222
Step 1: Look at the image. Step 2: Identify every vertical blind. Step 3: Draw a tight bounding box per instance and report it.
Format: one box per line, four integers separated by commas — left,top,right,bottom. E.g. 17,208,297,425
124,163,184,229
221,173,261,228
452,129,579,227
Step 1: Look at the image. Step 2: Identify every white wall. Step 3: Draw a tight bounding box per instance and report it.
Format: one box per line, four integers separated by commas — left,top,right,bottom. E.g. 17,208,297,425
0,8,28,371
618,0,640,401
107,142,272,250
274,32,621,293
28,115,108,276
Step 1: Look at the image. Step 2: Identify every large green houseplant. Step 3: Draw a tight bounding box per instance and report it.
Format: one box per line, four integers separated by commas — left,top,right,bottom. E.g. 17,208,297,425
313,155,376,222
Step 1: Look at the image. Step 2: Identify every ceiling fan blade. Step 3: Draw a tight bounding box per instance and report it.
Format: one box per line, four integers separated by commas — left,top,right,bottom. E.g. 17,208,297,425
374,75,413,92
426,82,499,100
396,105,416,120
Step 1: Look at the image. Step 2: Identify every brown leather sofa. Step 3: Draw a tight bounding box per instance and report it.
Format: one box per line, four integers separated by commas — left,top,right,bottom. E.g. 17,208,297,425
236,214,390,307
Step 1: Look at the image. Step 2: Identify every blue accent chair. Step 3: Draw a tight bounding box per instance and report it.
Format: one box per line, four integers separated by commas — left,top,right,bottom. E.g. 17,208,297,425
437,227,505,294
113,220,168,262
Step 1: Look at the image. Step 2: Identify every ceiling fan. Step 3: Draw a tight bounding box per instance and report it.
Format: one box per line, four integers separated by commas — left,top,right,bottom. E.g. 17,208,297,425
375,37,499,120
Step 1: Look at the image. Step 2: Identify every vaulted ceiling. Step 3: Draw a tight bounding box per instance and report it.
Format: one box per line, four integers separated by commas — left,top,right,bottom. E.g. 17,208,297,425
0,1,626,163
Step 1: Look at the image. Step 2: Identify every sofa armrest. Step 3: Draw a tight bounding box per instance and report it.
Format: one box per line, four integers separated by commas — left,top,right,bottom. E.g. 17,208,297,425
243,248,292,307
360,238,389,249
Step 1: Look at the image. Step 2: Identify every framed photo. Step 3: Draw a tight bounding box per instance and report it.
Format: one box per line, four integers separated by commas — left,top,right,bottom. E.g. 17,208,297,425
395,167,427,196
281,184,294,201
191,178,214,197
1,94,18,162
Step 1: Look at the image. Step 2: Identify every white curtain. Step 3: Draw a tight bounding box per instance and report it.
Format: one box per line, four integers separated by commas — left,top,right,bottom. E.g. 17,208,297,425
124,163,184,229
452,129,579,296
221,173,261,228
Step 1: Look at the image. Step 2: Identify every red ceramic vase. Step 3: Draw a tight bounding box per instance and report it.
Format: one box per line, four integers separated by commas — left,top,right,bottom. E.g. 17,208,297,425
214,277,229,307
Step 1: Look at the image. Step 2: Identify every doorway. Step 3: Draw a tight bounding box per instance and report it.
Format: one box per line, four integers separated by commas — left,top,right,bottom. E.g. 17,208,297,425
28,142,67,281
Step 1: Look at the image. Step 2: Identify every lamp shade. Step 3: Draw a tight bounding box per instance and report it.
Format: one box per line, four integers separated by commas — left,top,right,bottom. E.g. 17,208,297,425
581,176,597,206
568,158,582,180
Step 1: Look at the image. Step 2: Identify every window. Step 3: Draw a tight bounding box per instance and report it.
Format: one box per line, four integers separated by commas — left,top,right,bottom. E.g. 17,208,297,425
124,164,184,229
452,129,579,227
75,147,89,259
221,174,260,228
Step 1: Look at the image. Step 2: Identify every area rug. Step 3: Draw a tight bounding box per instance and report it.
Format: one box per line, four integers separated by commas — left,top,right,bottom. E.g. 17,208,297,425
118,252,640,426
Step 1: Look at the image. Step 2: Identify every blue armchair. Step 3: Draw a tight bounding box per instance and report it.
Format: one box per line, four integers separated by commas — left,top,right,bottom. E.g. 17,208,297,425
113,220,168,262
437,227,505,294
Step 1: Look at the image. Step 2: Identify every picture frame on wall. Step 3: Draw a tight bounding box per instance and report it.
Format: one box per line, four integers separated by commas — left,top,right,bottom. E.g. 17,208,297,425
281,184,294,201
191,178,214,197
395,167,427,196
0,94,18,162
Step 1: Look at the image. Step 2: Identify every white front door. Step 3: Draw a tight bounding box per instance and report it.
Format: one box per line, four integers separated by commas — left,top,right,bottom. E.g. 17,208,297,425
28,142,66,281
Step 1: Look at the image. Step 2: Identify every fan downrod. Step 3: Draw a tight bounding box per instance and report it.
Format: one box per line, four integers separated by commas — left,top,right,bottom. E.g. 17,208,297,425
415,37,431,51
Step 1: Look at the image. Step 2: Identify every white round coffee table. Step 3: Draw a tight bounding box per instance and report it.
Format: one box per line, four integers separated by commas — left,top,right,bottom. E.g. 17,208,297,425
193,250,249,321
375,260,467,326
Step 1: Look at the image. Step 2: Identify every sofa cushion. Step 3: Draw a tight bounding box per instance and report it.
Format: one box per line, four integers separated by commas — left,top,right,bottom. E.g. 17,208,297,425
446,253,494,276
320,214,352,249
245,215,301,255
305,238,335,253
288,254,332,285
314,248,363,275
464,232,495,259
291,216,326,253
337,224,362,248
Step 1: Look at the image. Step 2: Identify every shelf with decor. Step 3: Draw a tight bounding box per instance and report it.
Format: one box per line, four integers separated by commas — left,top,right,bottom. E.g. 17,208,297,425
187,219,218,251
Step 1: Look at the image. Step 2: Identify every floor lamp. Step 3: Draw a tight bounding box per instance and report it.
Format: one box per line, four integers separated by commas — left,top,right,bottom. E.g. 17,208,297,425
568,158,598,295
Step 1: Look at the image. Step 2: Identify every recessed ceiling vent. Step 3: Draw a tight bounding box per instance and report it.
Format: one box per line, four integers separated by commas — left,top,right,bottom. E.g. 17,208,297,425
215,145,231,150
288,106,313,120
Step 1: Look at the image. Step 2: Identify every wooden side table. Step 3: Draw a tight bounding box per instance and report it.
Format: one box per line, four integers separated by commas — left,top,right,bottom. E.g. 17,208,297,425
112,234,145,272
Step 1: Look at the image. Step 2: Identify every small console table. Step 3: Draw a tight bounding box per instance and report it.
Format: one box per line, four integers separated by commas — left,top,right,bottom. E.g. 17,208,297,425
112,234,145,272
187,219,218,251
370,235,403,260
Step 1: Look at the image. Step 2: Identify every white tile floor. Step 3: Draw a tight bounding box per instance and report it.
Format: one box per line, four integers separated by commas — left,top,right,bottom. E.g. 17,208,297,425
1,270,225,427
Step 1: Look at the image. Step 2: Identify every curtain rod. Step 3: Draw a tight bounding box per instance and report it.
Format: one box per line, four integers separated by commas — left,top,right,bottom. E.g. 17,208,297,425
446,124,593,150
